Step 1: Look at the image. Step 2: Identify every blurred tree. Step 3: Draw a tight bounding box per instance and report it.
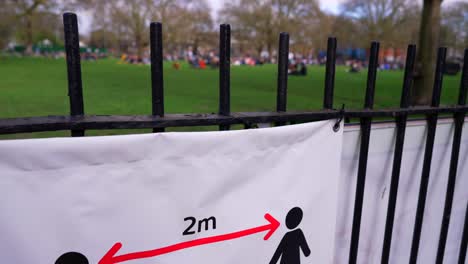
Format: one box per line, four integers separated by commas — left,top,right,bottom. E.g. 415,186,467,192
413,0,443,105
220,0,275,58
5,0,92,53
110,0,152,59
150,0,194,53
220,0,322,60
440,2,468,58
91,0,139,56
89,0,213,58
280,0,326,55
9,0,60,53
3,0,463,70
20,11,62,46
0,2,16,49
341,0,418,47
88,29,117,49
88,0,123,53
329,15,362,49
183,0,214,54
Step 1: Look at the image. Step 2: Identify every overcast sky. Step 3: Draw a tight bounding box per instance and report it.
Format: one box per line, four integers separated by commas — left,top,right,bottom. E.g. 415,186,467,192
78,0,463,34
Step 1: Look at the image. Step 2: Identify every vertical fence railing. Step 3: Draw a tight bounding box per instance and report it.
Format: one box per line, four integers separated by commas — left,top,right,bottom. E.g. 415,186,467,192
63,13,84,137
276,32,289,126
324,37,336,110
381,44,416,264
219,24,231,131
409,47,447,263
150,22,165,133
436,48,468,263
349,41,379,264
459,203,468,264
2,12,468,263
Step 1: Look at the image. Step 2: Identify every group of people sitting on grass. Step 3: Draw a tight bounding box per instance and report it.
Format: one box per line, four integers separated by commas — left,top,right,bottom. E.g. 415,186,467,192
345,59,405,73
187,54,219,69
288,59,308,76
119,50,422,78
187,54,267,68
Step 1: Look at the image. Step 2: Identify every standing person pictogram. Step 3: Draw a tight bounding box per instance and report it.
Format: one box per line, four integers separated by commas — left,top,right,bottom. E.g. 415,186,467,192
269,207,310,264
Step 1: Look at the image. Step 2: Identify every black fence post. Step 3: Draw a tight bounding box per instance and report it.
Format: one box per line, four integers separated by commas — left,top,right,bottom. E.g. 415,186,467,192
276,32,289,126
381,44,416,264
219,24,231,131
63,12,84,137
349,41,379,264
459,203,468,264
324,37,337,109
150,22,164,133
409,47,447,263
435,49,468,263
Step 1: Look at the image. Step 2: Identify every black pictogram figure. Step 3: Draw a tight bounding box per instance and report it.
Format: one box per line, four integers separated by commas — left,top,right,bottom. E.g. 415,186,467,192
269,207,310,264
55,252,89,264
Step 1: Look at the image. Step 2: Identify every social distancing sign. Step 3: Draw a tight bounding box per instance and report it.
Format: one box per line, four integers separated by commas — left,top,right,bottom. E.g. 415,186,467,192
0,120,343,264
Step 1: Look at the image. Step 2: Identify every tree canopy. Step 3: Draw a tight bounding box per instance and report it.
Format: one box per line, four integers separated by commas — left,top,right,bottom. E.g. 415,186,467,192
1,0,465,65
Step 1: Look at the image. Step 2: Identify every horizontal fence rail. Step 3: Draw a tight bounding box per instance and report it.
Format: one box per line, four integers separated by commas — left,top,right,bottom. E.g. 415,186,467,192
1,106,468,134
1,12,467,264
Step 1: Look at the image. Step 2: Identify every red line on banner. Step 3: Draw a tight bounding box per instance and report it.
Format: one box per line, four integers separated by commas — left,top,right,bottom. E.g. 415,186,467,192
99,213,280,264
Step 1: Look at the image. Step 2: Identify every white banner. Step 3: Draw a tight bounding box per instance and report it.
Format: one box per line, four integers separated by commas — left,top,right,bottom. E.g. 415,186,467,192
0,120,343,264
336,119,468,264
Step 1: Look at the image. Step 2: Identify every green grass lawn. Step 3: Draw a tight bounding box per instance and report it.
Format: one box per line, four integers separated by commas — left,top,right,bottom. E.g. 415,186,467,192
0,56,463,139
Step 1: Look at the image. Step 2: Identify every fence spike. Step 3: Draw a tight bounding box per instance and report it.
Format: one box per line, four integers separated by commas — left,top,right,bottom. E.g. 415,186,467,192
277,32,289,113
324,37,337,109
364,41,380,109
275,32,289,126
457,49,468,106
63,12,84,137
219,24,231,131
150,22,164,133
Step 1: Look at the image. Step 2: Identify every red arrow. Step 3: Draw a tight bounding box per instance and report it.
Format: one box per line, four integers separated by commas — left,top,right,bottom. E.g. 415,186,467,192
99,213,280,264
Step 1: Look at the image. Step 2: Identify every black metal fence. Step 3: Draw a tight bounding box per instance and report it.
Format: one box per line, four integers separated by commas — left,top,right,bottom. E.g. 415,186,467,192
0,12,467,264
